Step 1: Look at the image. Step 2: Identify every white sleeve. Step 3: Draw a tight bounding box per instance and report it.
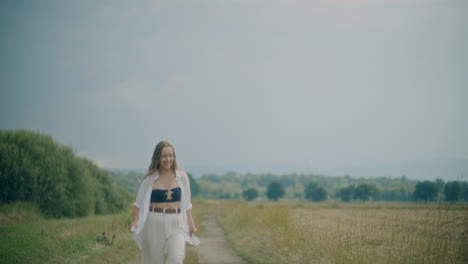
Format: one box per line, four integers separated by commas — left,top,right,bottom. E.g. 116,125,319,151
183,171,193,210
134,176,150,208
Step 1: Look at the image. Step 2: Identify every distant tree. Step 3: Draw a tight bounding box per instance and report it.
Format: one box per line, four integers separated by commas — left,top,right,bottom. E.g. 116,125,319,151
187,172,200,197
401,174,407,182
353,184,377,201
336,186,354,202
305,182,327,202
266,181,285,201
462,182,468,201
354,184,370,201
435,178,445,201
305,182,317,200
413,181,438,202
313,188,327,202
444,181,462,202
400,186,410,201
219,193,231,199
378,188,397,201
242,188,259,201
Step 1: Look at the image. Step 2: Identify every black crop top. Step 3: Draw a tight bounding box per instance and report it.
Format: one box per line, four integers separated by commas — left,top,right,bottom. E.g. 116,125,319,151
150,187,182,203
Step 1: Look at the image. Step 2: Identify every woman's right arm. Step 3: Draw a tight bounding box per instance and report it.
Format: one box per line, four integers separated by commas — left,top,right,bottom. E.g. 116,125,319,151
131,176,149,231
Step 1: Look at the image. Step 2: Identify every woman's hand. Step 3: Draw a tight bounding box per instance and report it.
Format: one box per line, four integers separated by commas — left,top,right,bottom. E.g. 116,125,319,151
189,224,197,237
186,209,197,237
130,222,138,233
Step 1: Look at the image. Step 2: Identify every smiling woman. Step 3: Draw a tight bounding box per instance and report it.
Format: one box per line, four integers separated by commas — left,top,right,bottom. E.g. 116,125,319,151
131,140,199,264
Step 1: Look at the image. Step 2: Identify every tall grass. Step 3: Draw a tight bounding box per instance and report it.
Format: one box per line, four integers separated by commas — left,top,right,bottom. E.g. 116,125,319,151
217,201,468,264
0,201,43,225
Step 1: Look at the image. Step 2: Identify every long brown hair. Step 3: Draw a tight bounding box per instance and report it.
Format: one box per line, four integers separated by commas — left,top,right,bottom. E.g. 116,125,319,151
141,140,179,182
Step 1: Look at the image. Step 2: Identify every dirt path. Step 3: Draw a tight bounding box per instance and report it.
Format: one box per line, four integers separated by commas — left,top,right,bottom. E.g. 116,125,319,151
125,215,246,264
195,215,246,264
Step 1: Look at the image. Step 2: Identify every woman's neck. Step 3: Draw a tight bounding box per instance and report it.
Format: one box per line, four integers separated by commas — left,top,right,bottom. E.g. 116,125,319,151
158,168,173,177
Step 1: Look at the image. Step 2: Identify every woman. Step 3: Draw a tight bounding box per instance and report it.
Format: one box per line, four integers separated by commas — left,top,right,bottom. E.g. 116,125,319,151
131,140,199,264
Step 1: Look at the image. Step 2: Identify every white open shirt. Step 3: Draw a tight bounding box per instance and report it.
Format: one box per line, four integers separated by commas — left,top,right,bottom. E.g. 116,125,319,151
132,169,200,248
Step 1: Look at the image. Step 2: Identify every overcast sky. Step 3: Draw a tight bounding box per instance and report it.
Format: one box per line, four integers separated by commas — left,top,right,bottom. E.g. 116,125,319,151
1,0,467,178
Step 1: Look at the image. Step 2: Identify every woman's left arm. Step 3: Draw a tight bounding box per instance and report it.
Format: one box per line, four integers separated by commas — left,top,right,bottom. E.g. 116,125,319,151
183,170,197,236
187,210,197,237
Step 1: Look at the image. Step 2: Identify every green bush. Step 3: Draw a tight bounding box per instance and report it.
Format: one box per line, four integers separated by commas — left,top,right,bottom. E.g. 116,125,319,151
0,130,131,218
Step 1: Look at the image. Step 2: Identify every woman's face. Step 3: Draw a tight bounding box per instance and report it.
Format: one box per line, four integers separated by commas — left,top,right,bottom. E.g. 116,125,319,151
159,146,174,169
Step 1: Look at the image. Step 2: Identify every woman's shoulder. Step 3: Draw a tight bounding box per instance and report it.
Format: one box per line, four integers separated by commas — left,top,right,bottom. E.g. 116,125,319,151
136,173,153,194
176,168,187,176
141,172,156,185
176,169,190,180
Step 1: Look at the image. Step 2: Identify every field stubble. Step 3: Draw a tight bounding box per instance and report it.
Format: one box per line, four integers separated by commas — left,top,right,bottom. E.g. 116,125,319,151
217,201,468,264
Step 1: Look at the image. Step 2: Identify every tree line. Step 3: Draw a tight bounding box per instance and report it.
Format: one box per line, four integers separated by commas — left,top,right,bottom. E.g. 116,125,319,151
195,171,468,202
110,169,468,203
0,130,131,218
242,180,468,202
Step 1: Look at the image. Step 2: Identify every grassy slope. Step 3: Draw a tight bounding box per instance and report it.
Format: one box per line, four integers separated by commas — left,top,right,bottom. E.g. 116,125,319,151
0,200,210,264
0,202,139,264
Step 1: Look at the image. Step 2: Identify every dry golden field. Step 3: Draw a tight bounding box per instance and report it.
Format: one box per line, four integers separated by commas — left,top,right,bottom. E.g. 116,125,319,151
215,201,468,264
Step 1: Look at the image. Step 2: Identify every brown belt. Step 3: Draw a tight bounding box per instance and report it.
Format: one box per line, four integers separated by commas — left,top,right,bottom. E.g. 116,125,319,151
149,207,181,214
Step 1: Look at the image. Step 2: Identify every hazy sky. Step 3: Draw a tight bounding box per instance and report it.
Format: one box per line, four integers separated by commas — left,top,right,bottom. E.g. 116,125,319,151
1,0,467,177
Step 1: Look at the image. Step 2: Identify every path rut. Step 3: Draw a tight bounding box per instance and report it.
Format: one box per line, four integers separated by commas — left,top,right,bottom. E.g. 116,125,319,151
125,215,246,264
195,215,246,264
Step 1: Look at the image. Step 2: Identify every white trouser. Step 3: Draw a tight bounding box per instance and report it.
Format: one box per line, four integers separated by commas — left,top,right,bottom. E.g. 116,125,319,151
142,211,185,264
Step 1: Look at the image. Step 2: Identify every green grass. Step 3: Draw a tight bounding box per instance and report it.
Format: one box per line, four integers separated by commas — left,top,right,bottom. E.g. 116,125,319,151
1,223,47,263
0,200,206,264
0,202,139,263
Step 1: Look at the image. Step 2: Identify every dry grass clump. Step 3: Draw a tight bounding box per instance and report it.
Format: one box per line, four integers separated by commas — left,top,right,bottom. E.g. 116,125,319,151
218,201,315,264
218,201,468,264
184,246,199,264
0,201,43,225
